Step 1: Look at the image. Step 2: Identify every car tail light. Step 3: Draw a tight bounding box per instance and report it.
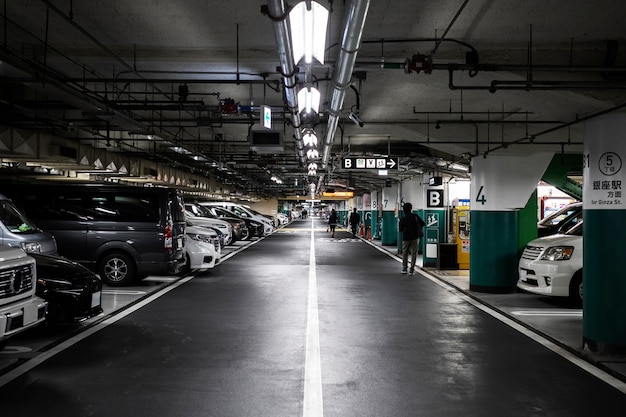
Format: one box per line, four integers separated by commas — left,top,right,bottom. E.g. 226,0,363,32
164,224,173,252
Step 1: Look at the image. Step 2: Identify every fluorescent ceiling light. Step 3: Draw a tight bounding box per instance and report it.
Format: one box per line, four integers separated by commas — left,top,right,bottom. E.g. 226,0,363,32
297,86,321,114
303,131,318,146
289,1,329,65
306,148,319,159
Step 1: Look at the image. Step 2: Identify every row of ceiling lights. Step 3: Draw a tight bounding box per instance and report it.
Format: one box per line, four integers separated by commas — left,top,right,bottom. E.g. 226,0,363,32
289,1,328,185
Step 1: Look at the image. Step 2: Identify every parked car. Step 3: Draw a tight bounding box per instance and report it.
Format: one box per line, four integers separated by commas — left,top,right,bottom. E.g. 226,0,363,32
276,212,289,226
199,201,274,235
204,206,264,239
0,247,47,350
185,210,233,246
0,194,57,255
31,253,103,326
179,224,221,275
185,202,248,242
537,202,582,237
518,221,583,305
1,184,186,286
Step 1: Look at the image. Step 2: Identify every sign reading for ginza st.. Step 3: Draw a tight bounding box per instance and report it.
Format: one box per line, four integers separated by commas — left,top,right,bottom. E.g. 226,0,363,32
342,157,399,170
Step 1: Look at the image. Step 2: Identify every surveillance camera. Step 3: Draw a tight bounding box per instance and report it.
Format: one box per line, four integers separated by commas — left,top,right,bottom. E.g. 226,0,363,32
348,112,364,128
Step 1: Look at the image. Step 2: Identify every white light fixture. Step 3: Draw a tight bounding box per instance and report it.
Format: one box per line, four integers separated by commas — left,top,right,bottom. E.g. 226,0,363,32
308,163,318,170
306,148,319,159
308,169,317,176
297,86,321,114
289,1,329,65
303,130,318,147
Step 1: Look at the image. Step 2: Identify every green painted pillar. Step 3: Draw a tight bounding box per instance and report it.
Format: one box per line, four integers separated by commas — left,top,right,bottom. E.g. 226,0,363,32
469,211,519,292
582,114,626,354
381,211,397,245
469,152,554,293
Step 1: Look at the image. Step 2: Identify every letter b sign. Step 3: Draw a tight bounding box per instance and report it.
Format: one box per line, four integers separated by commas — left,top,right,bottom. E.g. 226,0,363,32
427,190,444,208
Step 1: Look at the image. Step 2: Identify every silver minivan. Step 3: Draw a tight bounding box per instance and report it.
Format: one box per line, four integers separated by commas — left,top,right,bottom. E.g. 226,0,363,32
0,194,57,255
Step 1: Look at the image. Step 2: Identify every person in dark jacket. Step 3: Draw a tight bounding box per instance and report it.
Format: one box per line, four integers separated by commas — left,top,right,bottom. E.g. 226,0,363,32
398,202,425,275
328,208,338,237
349,208,360,237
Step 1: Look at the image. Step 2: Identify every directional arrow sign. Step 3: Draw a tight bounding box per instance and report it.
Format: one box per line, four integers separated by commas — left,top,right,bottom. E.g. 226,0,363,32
342,157,399,170
261,105,271,129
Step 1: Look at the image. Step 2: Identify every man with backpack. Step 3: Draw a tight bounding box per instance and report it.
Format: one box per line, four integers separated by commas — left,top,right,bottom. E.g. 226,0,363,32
398,202,426,275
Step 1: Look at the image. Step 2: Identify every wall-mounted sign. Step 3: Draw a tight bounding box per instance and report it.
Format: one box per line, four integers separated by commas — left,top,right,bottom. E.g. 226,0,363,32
342,157,399,170
427,189,445,208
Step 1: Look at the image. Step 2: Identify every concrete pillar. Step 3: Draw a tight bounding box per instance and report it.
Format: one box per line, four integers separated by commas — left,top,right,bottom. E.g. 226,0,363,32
470,152,553,293
582,114,626,354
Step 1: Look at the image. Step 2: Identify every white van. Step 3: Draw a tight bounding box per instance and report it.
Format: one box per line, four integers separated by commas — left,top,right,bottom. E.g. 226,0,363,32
0,194,57,255
199,202,275,235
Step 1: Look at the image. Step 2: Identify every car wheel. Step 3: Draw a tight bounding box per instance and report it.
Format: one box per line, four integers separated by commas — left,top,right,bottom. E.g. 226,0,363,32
569,271,583,307
98,252,136,286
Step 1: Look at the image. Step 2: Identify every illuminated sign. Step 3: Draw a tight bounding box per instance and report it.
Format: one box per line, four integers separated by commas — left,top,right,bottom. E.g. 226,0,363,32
261,105,272,129
322,191,354,197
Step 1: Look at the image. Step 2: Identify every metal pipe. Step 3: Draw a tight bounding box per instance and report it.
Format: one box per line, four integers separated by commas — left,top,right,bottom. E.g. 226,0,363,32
265,0,305,163
322,0,370,167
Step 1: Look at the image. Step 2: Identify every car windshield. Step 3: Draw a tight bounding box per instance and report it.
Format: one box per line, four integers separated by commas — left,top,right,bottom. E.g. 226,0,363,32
0,200,40,234
565,221,583,236
539,203,581,226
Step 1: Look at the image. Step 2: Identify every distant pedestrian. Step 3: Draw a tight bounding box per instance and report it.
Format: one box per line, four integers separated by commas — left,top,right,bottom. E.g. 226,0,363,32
349,208,360,237
328,208,338,237
398,202,425,275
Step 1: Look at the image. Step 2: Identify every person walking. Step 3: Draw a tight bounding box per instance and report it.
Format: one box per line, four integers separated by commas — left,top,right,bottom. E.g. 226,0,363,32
328,208,338,237
398,202,425,275
349,207,360,237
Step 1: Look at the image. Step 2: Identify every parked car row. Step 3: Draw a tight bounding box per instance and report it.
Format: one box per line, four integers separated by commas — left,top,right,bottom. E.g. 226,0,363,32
0,182,285,348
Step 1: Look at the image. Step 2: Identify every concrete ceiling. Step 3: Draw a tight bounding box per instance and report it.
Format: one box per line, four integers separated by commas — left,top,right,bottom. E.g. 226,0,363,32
1,0,625,199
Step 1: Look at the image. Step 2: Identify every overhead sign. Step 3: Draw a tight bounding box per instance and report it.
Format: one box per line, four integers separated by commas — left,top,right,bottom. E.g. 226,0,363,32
261,105,271,129
342,157,398,170
322,191,354,197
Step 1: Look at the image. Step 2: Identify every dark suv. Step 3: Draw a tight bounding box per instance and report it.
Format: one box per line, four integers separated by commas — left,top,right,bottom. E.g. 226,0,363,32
1,183,186,286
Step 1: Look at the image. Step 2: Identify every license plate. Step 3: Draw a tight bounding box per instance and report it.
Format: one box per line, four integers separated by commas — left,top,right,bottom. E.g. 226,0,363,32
91,291,101,308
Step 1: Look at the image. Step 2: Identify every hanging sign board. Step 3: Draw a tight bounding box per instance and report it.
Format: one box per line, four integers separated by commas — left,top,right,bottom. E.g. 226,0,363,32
261,105,272,129
342,157,399,170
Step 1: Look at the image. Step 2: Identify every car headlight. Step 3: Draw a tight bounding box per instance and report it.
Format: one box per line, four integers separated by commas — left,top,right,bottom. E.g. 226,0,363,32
21,241,42,253
540,246,574,261
187,233,213,243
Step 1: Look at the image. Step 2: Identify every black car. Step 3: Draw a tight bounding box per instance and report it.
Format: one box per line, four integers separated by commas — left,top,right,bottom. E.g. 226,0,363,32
31,253,103,326
537,202,582,237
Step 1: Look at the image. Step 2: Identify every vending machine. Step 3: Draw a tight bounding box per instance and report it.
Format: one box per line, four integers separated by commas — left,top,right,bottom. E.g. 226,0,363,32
454,205,470,269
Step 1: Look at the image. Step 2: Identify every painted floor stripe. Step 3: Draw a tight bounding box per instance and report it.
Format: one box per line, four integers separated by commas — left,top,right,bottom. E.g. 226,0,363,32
303,218,324,417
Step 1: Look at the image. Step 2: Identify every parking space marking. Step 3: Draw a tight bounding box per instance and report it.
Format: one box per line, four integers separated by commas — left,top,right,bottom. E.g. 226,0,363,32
512,310,583,317
303,217,324,417
0,275,195,388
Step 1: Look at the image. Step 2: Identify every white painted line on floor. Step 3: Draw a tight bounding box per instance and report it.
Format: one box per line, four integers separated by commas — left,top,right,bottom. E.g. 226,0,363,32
303,217,324,417
512,310,583,317
0,275,195,388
